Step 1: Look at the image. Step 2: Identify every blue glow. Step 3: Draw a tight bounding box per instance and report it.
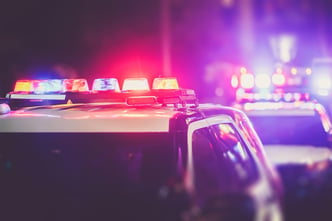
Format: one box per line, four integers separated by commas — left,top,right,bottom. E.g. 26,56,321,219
92,78,120,92
38,80,63,93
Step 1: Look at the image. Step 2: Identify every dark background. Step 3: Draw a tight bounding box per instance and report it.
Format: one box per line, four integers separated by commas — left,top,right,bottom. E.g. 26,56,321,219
1,0,332,100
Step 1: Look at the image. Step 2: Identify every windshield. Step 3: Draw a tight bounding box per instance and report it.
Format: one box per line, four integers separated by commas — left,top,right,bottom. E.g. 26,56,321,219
0,132,176,220
248,115,329,147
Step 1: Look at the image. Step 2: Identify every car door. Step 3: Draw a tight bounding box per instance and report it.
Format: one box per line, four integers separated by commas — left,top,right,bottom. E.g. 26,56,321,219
185,115,283,221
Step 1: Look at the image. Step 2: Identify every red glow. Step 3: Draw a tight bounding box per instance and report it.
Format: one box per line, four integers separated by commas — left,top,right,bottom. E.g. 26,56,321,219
127,96,157,105
63,79,89,92
90,38,163,84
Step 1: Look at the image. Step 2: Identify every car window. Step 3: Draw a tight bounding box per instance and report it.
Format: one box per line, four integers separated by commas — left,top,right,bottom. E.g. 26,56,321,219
192,123,259,201
210,123,259,185
249,114,329,147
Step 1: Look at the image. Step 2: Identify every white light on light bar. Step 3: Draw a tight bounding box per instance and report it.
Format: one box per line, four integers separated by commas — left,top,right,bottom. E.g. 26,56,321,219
272,74,286,86
240,74,254,89
255,74,271,89
122,78,150,91
92,78,120,92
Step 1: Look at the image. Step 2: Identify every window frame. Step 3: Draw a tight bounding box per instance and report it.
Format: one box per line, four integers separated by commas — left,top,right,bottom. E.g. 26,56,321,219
185,115,262,194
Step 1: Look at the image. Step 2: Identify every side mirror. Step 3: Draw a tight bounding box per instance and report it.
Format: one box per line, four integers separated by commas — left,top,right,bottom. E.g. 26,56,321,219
0,103,10,115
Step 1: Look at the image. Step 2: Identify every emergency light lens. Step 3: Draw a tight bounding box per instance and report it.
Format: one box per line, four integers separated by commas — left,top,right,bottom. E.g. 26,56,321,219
255,74,271,89
63,79,89,92
14,79,63,93
240,73,254,89
14,80,33,92
122,78,150,91
272,74,286,86
35,80,63,93
152,78,179,90
92,78,120,92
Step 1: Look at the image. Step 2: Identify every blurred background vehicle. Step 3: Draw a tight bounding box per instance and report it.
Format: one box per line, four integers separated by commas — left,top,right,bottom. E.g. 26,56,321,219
235,99,332,221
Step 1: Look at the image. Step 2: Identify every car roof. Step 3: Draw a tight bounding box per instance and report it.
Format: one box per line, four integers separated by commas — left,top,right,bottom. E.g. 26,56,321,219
238,101,325,116
0,103,180,133
0,102,241,133
236,100,332,133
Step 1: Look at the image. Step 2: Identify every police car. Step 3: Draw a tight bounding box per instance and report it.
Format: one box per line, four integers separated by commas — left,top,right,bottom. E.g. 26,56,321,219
0,77,283,221
234,98,332,221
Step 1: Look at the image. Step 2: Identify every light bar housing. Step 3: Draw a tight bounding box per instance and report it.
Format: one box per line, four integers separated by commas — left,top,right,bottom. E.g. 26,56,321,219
7,77,198,109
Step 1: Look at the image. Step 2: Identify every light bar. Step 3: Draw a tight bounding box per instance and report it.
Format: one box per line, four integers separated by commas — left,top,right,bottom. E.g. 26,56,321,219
63,79,89,92
152,77,179,90
243,101,316,112
92,78,120,92
236,90,310,103
8,77,199,108
122,78,150,91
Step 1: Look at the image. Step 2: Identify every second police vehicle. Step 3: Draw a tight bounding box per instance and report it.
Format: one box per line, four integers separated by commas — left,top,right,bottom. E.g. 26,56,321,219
232,66,332,221
0,77,283,221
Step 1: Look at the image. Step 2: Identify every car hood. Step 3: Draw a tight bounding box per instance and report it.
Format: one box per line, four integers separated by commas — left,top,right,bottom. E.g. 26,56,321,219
264,145,332,165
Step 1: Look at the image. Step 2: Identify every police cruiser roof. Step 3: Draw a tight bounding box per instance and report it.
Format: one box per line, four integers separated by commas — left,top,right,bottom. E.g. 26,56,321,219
0,103,180,132
1,77,236,133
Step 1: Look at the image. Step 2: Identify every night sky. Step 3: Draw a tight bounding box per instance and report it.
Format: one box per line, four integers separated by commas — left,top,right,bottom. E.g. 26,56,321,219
0,0,331,99
0,0,162,95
